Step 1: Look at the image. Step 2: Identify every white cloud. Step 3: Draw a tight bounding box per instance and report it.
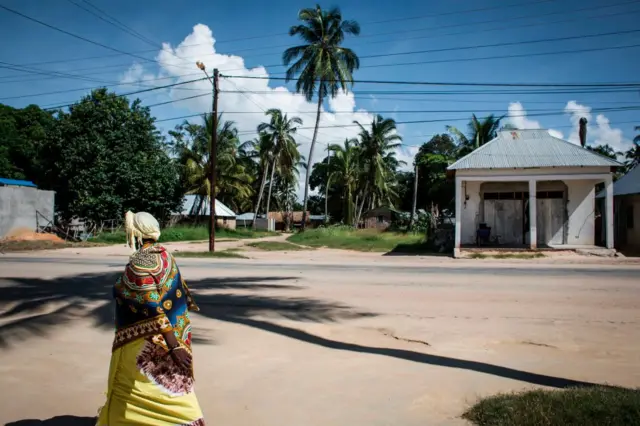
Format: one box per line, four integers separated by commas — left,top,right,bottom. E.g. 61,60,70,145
564,101,632,153
506,102,563,139
123,24,386,199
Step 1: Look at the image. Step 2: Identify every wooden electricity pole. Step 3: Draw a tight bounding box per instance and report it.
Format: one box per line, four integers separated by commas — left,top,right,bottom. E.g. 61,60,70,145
209,69,220,252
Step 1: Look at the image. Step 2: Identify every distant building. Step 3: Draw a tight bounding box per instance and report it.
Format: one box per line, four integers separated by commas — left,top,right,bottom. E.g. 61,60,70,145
596,165,640,252
171,195,237,230
0,178,55,238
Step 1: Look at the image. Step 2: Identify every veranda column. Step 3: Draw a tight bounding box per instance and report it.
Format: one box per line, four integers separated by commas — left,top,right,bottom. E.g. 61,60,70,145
454,176,462,258
529,179,537,249
605,176,614,249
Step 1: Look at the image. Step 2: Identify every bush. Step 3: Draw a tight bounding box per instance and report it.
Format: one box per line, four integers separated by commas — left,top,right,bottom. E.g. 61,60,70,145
287,226,424,252
463,387,640,426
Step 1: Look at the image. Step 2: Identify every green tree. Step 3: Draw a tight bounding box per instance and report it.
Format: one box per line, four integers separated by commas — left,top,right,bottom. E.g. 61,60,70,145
51,89,183,225
283,4,360,229
447,114,503,157
171,114,254,215
326,138,360,225
626,126,640,170
245,131,274,227
354,115,403,222
0,104,57,183
257,108,304,217
414,134,457,211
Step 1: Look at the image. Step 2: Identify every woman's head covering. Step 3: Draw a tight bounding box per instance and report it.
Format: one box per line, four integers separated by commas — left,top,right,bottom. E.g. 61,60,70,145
132,212,161,241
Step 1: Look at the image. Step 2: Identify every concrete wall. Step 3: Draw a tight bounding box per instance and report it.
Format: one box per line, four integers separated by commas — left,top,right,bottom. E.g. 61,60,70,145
566,180,598,245
458,178,597,246
0,187,55,238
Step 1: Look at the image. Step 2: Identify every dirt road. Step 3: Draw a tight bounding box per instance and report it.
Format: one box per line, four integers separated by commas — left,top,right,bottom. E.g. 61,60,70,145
1,253,639,426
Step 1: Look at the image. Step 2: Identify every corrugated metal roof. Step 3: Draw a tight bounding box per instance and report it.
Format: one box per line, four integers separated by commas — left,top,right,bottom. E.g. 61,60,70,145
447,129,622,170
0,177,37,188
596,165,640,198
236,212,255,220
179,195,236,217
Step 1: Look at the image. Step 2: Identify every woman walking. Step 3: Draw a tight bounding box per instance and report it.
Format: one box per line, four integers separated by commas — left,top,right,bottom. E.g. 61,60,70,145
96,212,205,425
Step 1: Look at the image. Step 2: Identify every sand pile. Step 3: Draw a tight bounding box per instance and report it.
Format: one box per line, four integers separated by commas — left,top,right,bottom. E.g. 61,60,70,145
4,227,65,243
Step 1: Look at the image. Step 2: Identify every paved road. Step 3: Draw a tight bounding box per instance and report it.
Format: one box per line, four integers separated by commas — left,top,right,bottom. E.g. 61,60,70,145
2,254,640,278
1,256,639,426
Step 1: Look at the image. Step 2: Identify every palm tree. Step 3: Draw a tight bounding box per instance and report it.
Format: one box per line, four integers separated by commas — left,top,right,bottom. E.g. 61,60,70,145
172,114,254,217
447,114,503,157
327,138,360,225
627,126,640,170
354,115,403,222
283,5,360,230
246,131,274,229
257,109,303,219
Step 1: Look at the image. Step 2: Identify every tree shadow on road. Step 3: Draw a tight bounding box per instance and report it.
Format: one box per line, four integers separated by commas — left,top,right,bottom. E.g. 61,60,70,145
0,269,612,393
0,272,372,348
5,416,96,426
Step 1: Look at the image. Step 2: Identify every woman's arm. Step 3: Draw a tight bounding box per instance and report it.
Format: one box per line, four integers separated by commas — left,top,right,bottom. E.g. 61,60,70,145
162,330,192,369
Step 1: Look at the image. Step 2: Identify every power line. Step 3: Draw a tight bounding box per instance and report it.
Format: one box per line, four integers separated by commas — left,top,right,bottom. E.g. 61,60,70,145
3,0,636,78
221,74,640,88
0,4,193,73
41,77,207,110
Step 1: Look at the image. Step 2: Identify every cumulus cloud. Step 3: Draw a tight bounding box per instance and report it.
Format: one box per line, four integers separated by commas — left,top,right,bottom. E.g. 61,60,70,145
122,24,386,197
506,101,563,139
564,101,632,153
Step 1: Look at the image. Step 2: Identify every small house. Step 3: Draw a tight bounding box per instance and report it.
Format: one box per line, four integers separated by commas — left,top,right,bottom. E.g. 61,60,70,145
446,129,621,257
596,165,640,252
172,195,237,230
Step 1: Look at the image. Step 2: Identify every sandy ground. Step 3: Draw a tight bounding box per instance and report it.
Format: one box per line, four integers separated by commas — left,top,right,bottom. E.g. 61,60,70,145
1,246,639,426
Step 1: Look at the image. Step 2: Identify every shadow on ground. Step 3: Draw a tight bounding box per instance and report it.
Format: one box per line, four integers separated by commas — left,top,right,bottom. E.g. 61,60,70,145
0,267,611,394
5,416,96,425
383,241,451,257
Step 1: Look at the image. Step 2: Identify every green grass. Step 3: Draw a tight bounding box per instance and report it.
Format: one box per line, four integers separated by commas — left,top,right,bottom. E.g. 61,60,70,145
287,226,425,252
247,241,309,251
469,253,545,259
0,240,103,252
90,226,277,244
462,386,640,426
173,249,248,259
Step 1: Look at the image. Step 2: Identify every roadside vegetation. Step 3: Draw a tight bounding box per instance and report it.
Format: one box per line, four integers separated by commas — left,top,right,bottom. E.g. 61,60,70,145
90,226,277,244
287,226,425,252
173,248,248,259
0,239,102,252
247,241,308,251
463,386,640,426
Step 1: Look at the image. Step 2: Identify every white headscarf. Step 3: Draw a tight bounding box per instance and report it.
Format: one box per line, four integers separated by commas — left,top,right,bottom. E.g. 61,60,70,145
133,212,162,241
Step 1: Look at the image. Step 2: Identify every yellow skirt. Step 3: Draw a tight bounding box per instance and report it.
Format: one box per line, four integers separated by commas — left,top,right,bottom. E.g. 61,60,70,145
96,338,204,426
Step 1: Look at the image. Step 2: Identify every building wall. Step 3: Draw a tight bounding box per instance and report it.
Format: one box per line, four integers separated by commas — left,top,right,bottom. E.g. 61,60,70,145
0,187,55,238
621,195,640,249
566,180,597,245
458,178,598,246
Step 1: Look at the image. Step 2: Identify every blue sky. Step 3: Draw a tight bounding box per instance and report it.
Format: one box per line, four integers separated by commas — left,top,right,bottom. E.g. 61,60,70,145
1,0,639,177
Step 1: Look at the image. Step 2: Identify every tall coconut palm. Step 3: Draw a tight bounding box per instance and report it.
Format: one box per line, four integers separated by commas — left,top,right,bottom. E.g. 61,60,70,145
257,109,303,218
283,5,360,230
327,138,360,225
245,131,274,229
447,114,503,157
354,115,403,221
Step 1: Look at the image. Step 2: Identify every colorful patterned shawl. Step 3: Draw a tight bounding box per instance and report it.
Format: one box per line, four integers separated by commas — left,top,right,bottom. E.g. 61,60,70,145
113,243,199,352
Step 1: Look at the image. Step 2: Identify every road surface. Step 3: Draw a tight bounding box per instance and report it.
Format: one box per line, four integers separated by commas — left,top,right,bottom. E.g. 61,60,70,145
1,255,639,426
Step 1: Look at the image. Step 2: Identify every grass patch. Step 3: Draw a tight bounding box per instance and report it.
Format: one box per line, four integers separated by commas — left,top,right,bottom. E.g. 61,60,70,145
173,249,248,259
247,241,309,251
469,253,545,260
91,226,277,244
287,226,425,252
463,386,640,426
0,240,103,252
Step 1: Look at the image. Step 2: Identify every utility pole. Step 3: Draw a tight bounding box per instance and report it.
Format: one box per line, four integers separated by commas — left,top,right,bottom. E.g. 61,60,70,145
324,145,331,225
409,162,419,230
196,62,219,252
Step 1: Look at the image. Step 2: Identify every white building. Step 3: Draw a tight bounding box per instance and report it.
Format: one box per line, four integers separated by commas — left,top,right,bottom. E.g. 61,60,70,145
447,129,621,258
